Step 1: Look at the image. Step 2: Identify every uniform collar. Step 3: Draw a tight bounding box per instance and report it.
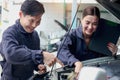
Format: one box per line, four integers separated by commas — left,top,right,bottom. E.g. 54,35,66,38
75,25,84,39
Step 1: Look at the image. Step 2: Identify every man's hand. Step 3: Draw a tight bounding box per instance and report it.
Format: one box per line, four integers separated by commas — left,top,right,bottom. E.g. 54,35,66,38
38,64,46,74
42,51,64,67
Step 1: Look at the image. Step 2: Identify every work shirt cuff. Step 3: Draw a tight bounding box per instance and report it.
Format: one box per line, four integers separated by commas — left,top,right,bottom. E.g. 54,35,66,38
32,50,44,65
68,58,79,67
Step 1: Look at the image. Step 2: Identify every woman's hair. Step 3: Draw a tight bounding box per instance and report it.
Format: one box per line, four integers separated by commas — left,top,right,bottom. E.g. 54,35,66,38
82,6,100,19
20,0,45,16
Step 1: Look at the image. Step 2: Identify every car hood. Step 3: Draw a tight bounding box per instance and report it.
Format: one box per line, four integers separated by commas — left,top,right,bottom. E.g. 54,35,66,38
96,0,120,21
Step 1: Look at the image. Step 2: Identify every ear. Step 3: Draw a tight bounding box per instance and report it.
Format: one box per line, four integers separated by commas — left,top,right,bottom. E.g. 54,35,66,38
19,10,23,18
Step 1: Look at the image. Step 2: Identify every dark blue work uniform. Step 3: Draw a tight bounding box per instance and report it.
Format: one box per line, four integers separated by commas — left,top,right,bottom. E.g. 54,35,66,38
0,19,43,80
58,26,105,66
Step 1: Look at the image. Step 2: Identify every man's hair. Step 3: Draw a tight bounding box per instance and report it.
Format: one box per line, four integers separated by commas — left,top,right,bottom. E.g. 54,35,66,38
82,6,100,19
20,0,45,16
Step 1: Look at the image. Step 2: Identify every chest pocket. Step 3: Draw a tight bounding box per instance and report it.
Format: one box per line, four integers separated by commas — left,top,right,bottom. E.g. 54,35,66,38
16,32,37,49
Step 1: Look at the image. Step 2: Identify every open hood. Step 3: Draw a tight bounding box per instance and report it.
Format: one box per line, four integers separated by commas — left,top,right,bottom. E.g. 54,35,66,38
96,0,120,21
88,0,120,56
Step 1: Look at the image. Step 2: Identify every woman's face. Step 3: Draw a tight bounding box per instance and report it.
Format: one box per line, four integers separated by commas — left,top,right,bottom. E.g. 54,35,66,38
81,15,99,38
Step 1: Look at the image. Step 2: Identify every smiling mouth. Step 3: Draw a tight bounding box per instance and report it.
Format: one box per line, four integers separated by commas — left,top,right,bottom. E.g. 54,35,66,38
87,30,92,33
28,27,34,31
30,28,34,31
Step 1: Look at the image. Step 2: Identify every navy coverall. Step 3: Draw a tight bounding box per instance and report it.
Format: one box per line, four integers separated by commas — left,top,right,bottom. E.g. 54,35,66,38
0,19,43,80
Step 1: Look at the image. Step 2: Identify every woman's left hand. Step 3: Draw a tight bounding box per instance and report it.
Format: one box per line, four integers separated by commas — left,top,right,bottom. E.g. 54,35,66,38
107,42,118,56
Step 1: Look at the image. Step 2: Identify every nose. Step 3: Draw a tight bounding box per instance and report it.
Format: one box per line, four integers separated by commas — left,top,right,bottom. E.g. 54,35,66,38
88,24,93,29
32,22,37,28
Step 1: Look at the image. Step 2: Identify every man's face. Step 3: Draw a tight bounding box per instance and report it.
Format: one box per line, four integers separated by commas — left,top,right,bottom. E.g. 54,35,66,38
19,11,43,33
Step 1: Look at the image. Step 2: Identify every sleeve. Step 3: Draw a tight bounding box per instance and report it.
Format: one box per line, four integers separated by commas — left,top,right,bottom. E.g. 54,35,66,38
1,30,43,65
57,31,79,67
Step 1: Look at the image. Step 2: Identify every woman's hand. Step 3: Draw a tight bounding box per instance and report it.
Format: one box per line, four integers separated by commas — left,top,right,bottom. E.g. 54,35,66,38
74,61,83,79
107,42,118,56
